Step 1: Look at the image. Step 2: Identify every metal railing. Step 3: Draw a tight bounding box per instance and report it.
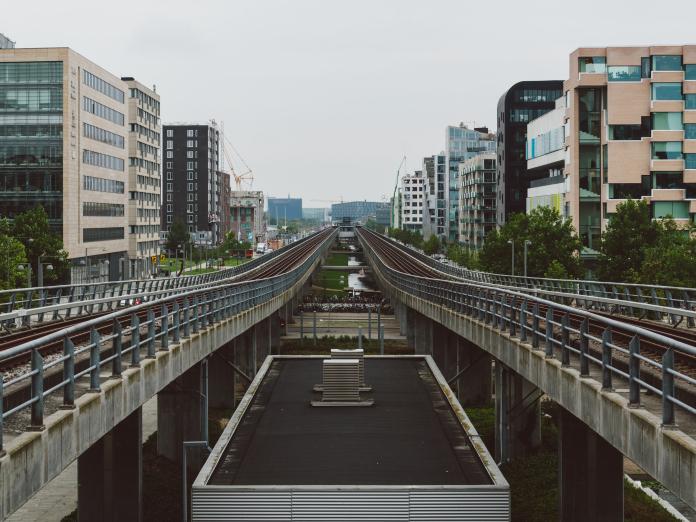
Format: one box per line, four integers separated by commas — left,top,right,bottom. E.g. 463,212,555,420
0,229,337,453
362,228,696,328
0,231,324,330
362,236,696,428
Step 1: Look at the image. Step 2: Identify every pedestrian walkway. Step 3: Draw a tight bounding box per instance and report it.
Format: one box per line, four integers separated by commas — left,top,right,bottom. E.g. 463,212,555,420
6,397,158,522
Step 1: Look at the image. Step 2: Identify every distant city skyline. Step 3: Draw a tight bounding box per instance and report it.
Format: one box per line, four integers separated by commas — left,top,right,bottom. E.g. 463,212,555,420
3,0,695,203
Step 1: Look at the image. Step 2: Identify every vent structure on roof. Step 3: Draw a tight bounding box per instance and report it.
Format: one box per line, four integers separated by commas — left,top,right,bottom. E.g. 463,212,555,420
311,359,374,407
314,348,371,392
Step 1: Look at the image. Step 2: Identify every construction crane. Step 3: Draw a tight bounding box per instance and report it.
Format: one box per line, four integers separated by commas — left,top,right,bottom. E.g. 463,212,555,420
221,132,254,190
391,155,407,227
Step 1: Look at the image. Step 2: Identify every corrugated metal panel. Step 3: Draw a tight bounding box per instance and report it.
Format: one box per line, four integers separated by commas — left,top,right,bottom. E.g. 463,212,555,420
191,490,292,521
409,490,510,521
291,490,409,521
191,488,510,521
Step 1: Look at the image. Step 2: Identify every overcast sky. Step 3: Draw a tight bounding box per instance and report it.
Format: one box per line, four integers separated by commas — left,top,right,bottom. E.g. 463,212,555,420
4,0,696,206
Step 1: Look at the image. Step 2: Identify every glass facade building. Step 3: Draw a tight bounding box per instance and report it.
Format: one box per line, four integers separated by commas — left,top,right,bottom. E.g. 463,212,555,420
0,61,63,231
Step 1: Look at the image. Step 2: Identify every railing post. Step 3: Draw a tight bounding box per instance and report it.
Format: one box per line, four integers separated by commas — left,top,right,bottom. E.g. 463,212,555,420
89,328,101,392
601,328,613,390
63,336,75,408
532,302,540,349
509,297,517,337
183,297,191,338
545,307,554,357
0,379,4,456
173,302,181,343
112,319,122,377
131,313,141,367
193,295,200,333
161,304,169,351
30,349,45,430
662,348,675,426
147,308,156,358
519,300,527,342
629,335,640,406
561,314,569,366
579,319,589,376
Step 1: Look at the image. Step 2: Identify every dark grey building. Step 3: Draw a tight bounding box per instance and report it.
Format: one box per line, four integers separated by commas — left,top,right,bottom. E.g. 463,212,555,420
161,122,222,244
331,200,388,224
496,81,563,226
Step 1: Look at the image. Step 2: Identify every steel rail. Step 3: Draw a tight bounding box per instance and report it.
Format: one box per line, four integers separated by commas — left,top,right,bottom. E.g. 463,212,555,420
0,228,337,453
359,227,696,426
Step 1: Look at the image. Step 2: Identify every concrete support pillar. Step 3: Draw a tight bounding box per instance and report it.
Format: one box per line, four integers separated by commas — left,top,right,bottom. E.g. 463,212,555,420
157,362,205,464
451,334,491,407
559,408,623,522
494,363,541,463
208,342,236,409
78,407,142,522
394,301,407,336
409,309,433,355
270,314,281,355
287,298,297,324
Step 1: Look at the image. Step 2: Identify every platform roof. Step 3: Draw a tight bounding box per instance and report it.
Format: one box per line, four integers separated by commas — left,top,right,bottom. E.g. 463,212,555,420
207,357,494,486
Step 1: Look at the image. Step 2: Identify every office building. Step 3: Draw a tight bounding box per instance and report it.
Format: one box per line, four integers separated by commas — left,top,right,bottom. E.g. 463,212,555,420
268,197,302,223
219,170,232,239
563,46,696,256
458,153,497,248
0,47,146,283
230,190,264,244
399,170,426,231
331,200,388,224
302,207,329,223
421,153,447,239
445,125,496,241
162,122,222,245
496,81,563,227
122,78,161,278
526,97,567,216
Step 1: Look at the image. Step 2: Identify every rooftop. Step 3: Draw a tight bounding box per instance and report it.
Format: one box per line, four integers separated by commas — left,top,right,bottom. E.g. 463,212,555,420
207,357,494,486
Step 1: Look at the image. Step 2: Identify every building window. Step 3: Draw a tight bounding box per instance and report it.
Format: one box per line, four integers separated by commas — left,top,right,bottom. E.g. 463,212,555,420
166,140,173,149
686,64,696,81
651,141,682,160
167,193,172,201
651,83,682,100
187,171,193,180
187,182,193,191
686,94,696,110
166,162,173,168
578,56,606,74
83,70,124,103
652,112,683,131
167,172,173,180
685,123,696,140
166,151,173,159
83,149,124,171
82,96,124,126
653,201,689,219
607,66,641,82
166,204,172,212
83,175,124,193
187,151,194,158
686,154,696,169
83,227,124,242
83,123,125,149
187,140,194,148
83,202,125,217
166,129,173,137
166,182,172,191
167,215,172,223
641,57,651,78
651,55,682,72
187,204,193,213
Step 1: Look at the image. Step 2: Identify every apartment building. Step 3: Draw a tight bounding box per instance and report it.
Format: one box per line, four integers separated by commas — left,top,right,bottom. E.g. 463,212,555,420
400,170,426,231
421,153,447,239
122,78,161,278
564,46,696,256
526,97,567,216
0,47,146,283
161,122,222,245
496,81,563,227
458,153,497,249
445,124,496,241
230,189,264,244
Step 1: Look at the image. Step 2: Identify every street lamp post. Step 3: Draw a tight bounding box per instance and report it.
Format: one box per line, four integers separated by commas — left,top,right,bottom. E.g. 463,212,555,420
523,240,532,279
36,255,53,288
507,239,515,276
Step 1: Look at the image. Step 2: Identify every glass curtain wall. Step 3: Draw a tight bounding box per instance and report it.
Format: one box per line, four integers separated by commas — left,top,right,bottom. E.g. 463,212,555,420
578,88,602,251
0,61,63,231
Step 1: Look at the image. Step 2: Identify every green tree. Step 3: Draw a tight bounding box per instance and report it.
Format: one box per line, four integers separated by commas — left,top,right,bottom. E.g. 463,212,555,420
423,234,441,256
479,207,582,278
166,218,191,253
637,219,696,287
0,234,28,289
597,199,661,282
446,242,479,270
12,206,69,285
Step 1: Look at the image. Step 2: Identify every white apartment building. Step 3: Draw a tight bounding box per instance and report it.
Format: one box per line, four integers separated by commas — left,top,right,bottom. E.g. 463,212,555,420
400,170,426,231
